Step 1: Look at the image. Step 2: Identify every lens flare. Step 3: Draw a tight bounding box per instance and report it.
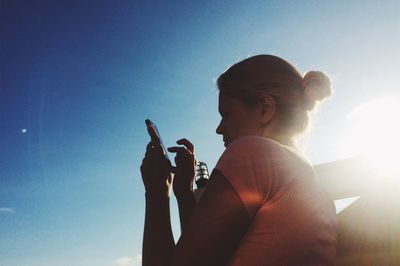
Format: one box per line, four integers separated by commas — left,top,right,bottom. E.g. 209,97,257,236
346,97,400,178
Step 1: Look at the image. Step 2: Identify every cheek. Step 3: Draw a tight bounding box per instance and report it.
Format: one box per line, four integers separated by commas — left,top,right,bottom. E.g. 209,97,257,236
230,119,249,137
239,117,259,135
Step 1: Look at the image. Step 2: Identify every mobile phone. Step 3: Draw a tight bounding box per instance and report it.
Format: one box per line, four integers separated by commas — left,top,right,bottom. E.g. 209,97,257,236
145,119,171,162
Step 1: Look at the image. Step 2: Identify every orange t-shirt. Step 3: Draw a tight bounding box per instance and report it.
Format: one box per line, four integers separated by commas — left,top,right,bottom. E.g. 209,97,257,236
215,136,337,265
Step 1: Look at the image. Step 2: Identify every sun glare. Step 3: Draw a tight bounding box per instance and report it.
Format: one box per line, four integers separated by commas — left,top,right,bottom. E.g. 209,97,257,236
346,97,400,178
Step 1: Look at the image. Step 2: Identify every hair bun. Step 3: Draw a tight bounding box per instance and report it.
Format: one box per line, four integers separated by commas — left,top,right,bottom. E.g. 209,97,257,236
303,71,332,111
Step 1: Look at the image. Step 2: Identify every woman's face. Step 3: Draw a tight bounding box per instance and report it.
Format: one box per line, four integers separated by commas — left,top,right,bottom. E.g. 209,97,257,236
216,92,262,147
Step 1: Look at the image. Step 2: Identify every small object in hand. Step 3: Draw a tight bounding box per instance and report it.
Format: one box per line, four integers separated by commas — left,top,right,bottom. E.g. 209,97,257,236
194,161,209,201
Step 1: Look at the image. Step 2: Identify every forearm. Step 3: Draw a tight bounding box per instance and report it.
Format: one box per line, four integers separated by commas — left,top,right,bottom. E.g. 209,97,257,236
176,191,196,232
143,194,175,266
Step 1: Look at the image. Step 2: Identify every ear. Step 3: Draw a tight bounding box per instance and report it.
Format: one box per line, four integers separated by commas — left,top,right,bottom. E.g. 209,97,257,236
258,95,276,126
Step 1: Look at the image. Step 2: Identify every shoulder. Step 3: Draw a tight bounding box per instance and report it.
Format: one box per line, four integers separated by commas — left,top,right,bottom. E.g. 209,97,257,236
227,136,282,149
218,136,289,166
216,136,315,189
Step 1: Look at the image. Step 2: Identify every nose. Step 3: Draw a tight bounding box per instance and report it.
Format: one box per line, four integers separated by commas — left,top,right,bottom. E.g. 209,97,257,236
216,120,223,135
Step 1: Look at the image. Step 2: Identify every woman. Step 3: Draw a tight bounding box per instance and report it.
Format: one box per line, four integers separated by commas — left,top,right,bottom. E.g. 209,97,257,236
140,55,337,265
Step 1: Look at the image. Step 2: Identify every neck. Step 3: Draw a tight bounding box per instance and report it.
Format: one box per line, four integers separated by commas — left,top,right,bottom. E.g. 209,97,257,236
272,135,294,148
260,124,294,148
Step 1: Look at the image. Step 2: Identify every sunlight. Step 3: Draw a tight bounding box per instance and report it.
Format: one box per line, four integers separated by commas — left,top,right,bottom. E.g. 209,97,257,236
346,97,400,178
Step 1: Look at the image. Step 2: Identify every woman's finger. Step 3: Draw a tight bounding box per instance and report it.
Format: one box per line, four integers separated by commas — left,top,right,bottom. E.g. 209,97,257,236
145,142,155,159
167,146,189,154
140,158,150,173
145,141,154,152
146,141,166,159
176,138,195,154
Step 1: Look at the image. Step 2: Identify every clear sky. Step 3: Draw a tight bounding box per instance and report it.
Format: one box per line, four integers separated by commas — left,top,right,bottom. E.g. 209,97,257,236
1,1,399,265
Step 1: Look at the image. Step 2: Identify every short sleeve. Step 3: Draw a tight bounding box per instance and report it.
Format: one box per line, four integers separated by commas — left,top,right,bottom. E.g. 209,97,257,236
214,136,291,218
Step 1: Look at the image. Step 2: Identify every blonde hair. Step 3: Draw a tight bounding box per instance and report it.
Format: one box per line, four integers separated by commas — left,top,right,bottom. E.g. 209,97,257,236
217,55,331,143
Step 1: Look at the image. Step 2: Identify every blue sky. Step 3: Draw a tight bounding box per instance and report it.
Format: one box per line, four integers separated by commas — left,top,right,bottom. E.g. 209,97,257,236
1,1,399,265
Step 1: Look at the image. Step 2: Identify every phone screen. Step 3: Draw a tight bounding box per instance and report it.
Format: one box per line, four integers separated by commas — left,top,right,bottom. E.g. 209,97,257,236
145,119,170,161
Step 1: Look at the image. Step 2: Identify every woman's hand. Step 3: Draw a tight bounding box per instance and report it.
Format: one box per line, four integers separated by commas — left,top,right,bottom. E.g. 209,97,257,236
140,142,173,200
168,139,196,198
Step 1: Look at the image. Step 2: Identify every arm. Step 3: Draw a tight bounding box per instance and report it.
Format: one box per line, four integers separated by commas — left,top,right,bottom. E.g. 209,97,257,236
168,139,197,232
170,170,250,266
174,182,196,232
140,142,175,265
143,194,175,266
141,144,249,266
